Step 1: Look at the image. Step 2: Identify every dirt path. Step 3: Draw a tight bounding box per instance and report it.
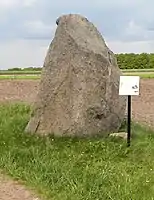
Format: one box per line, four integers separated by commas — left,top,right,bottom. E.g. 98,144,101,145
0,173,40,200
0,79,154,199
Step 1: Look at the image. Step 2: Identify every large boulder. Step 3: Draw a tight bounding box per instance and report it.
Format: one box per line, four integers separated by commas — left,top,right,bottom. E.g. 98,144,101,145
25,14,126,137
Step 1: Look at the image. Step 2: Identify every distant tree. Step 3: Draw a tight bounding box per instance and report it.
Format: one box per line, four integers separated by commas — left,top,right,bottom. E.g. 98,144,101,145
23,67,42,71
8,67,21,71
5,53,154,71
116,53,154,69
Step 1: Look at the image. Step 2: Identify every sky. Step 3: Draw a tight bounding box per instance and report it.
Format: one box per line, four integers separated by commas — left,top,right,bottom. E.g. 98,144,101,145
0,0,154,69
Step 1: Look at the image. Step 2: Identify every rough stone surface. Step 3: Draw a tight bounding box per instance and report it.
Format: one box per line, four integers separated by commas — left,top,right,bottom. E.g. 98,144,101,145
25,14,126,137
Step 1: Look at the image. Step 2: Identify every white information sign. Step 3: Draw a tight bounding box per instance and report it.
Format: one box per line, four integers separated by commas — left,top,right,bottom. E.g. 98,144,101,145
119,76,140,96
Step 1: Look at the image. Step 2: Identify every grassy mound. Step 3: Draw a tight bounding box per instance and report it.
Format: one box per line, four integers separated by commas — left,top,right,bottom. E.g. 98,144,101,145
0,103,154,200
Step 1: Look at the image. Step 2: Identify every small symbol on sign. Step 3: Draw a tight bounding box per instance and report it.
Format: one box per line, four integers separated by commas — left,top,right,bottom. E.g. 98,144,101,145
132,85,138,89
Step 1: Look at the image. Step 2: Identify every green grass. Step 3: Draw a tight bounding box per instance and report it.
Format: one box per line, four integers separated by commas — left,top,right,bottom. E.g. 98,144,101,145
122,69,154,73
0,69,154,75
0,73,154,80
0,75,40,80
1,103,154,199
1,69,154,74
123,73,154,78
0,69,154,79
0,70,41,75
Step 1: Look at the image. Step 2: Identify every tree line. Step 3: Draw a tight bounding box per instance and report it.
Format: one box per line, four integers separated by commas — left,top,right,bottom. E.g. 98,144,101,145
116,53,154,69
5,53,154,71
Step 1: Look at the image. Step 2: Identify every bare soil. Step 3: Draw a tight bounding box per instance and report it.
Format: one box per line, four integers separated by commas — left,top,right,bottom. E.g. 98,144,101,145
0,78,154,200
0,172,40,200
0,80,38,104
0,79,153,126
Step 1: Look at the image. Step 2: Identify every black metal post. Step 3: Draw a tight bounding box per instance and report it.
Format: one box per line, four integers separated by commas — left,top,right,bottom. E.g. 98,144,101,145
127,95,131,147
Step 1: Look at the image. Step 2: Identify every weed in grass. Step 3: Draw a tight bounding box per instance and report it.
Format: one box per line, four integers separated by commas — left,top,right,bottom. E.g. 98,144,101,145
0,104,154,199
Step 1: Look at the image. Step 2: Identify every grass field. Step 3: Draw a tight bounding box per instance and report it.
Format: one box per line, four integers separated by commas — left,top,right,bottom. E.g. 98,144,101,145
0,75,41,80
1,69,154,80
123,73,154,79
0,73,154,79
0,103,154,200
1,69,154,75
122,69,154,73
0,70,41,75
0,69,154,80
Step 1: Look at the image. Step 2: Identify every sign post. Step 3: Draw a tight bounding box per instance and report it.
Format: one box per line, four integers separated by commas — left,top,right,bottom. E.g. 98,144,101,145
119,76,140,147
127,95,131,147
